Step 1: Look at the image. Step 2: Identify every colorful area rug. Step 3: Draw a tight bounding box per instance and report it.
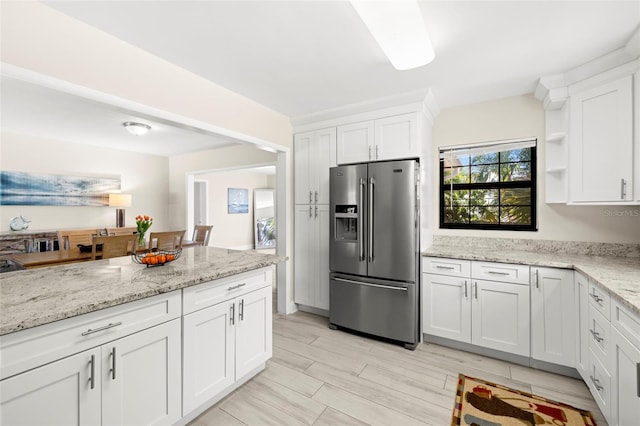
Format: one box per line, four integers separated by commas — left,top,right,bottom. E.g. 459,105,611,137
451,374,597,426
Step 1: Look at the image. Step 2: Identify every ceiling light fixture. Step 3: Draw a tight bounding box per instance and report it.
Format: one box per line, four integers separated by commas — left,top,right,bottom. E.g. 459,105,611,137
123,121,151,136
350,0,434,71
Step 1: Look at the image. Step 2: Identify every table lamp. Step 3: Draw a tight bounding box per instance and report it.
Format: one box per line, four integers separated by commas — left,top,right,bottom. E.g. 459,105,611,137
109,193,132,227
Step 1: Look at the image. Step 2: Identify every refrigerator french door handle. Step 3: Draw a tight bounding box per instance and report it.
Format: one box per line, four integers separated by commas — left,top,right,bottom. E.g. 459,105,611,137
359,178,365,261
333,277,408,292
368,177,375,263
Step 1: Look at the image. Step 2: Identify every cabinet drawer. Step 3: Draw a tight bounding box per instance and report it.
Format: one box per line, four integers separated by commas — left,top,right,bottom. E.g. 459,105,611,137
588,281,610,320
588,304,612,371
471,261,530,285
588,349,611,419
0,291,181,380
422,257,470,278
612,299,640,348
183,267,272,315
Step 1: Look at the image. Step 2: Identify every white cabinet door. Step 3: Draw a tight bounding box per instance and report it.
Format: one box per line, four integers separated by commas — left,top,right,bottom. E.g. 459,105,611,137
337,121,374,164
294,205,329,310
315,128,335,204
374,113,419,161
294,131,314,204
236,286,272,379
471,280,530,357
294,128,336,205
422,273,471,343
182,301,235,414
0,348,101,426
294,205,314,307
102,319,181,426
611,327,640,426
575,272,590,380
570,75,633,202
315,205,330,310
530,267,575,367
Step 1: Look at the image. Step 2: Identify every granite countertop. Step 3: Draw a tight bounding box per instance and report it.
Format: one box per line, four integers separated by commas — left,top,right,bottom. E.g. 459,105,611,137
0,247,286,336
423,244,640,316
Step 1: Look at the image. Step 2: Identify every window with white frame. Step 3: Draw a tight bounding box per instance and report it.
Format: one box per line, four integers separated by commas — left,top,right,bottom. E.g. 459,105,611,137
439,138,537,231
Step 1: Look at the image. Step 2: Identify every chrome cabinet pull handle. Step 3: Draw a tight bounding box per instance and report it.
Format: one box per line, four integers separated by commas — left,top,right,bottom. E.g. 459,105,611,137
315,206,318,218
436,265,455,270
227,283,246,291
368,146,372,160
88,354,95,389
621,178,627,199
590,292,603,303
309,206,312,218
487,270,510,276
535,270,539,289
81,322,122,336
474,282,478,300
309,191,313,204
589,375,603,391
590,329,604,343
239,299,244,321
110,347,116,380
375,145,379,159
464,280,468,298
230,303,235,325
315,191,318,203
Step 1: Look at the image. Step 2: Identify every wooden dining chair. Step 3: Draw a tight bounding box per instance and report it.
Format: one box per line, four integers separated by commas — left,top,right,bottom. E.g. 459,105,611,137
148,230,185,251
183,225,213,247
106,226,138,236
91,234,138,260
57,229,101,253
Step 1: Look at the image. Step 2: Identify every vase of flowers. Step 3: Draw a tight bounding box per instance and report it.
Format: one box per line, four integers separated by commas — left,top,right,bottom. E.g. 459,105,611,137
135,215,153,247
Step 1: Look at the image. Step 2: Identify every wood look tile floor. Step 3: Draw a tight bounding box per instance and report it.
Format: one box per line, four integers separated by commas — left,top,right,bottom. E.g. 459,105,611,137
191,310,608,426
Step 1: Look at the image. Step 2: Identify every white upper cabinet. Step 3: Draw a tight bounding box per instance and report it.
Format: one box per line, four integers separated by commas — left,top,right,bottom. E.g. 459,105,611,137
337,113,420,164
569,74,634,203
294,127,336,205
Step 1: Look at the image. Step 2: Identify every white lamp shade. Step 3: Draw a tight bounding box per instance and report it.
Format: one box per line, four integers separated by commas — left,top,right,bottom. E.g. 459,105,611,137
109,193,132,207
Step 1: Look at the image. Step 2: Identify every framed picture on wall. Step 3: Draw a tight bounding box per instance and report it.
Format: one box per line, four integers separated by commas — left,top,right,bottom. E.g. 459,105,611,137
228,188,249,214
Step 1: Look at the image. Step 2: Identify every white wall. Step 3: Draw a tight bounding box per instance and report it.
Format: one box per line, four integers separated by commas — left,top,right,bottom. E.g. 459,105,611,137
0,132,169,232
197,170,274,249
432,94,640,244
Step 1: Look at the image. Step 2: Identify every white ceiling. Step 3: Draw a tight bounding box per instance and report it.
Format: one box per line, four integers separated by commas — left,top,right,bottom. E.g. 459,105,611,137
3,1,639,156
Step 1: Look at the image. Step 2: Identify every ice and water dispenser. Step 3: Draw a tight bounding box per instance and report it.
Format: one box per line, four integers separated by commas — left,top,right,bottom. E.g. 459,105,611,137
334,205,358,241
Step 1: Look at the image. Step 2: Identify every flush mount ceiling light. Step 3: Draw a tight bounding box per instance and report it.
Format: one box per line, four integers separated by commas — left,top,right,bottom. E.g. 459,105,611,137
350,0,434,71
123,121,151,136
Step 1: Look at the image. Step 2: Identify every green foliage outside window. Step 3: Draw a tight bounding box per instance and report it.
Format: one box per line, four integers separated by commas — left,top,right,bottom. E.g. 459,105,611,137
440,144,536,230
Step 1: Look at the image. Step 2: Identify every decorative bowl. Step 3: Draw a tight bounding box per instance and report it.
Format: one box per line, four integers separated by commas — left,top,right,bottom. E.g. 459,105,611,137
132,248,182,267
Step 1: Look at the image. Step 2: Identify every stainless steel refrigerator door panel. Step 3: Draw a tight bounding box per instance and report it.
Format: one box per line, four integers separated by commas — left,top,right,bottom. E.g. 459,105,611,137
367,161,417,283
329,275,417,346
330,165,367,276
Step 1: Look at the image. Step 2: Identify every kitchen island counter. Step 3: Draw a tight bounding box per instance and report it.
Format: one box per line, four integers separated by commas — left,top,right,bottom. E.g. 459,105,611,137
0,246,285,335
424,238,640,316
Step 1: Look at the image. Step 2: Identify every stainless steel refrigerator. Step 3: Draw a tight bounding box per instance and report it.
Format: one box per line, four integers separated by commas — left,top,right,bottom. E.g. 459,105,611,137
329,159,420,349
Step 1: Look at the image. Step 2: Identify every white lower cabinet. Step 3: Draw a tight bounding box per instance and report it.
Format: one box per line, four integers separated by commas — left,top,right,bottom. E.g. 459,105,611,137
294,204,330,310
182,272,272,416
1,347,102,425
0,318,181,426
530,267,575,367
422,258,530,357
471,279,530,357
102,319,182,426
612,327,640,426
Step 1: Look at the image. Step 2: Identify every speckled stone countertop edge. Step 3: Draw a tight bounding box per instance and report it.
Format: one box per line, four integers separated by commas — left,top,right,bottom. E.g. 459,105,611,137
422,247,640,317
0,248,286,336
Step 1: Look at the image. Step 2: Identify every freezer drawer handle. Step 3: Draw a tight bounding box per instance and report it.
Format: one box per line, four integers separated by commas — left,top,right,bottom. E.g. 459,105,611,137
334,277,408,292
81,322,122,336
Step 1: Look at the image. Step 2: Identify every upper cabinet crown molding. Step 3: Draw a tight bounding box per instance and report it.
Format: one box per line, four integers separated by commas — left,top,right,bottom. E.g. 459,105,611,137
291,88,439,133
535,27,640,109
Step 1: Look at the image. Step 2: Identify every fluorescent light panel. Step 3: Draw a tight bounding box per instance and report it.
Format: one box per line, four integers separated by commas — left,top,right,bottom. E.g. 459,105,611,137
350,0,434,70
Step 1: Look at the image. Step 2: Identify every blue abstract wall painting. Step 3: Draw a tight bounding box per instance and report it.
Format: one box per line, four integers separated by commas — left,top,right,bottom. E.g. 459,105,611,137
228,188,249,214
0,171,121,206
